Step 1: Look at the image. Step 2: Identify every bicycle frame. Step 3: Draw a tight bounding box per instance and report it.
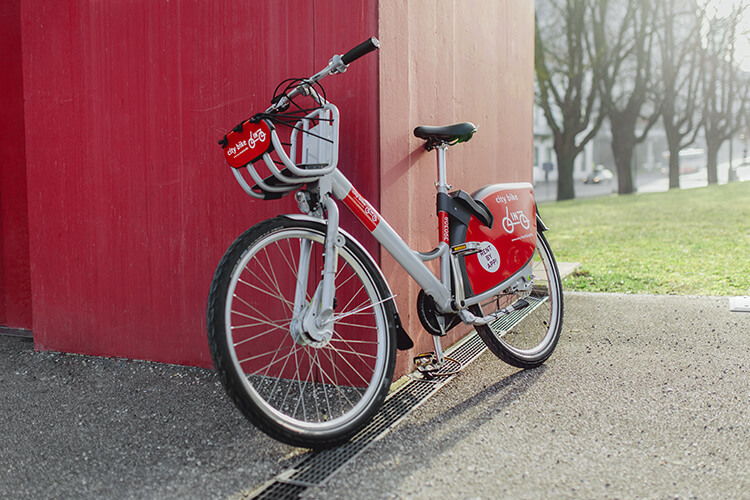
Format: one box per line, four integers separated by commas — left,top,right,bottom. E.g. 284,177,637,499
225,44,535,357
279,145,533,362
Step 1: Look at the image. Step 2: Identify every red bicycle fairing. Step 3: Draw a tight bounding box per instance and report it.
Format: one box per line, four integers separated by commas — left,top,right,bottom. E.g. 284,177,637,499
464,183,536,295
222,119,273,169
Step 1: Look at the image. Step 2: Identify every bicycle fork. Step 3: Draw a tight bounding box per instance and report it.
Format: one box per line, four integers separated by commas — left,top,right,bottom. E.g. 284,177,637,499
290,196,340,347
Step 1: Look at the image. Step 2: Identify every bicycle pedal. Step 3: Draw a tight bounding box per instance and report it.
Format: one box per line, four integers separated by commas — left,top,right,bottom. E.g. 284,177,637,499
413,352,439,374
413,353,462,378
451,242,483,256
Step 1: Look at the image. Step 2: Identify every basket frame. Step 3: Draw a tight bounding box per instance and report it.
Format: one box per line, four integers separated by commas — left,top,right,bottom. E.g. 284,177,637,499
232,103,340,200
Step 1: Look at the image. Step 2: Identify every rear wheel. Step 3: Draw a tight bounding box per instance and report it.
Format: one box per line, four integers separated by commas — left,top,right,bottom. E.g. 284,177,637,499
207,217,396,448
474,231,563,368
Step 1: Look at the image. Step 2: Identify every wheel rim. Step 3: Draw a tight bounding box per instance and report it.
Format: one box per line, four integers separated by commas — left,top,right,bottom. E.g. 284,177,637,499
223,227,388,433
482,235,561,361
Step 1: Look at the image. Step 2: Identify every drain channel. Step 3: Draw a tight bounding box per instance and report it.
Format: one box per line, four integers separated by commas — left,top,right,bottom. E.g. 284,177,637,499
246,331,489,499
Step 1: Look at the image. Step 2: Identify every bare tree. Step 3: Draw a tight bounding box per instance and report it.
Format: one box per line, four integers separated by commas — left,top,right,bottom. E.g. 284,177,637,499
656,0,703,189
535,0,606,201
700,5,749,184
593,0,661,195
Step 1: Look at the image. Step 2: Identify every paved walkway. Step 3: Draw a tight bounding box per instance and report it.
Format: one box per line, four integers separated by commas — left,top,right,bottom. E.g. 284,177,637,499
1,293,748,498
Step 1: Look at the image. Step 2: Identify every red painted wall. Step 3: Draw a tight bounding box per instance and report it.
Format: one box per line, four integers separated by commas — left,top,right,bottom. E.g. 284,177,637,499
378,0,535,376
15,0,533,379
0,0,32,330
20,0,378,366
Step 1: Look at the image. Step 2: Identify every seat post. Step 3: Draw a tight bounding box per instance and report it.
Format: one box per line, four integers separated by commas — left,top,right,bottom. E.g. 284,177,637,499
435,143,449,194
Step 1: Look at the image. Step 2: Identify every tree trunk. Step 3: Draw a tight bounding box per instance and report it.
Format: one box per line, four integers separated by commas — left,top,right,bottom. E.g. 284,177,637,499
668,152,680,189
555,146,577,201
610,126,636,195
664,120,681,189
662,106,682,189
706,139,720,185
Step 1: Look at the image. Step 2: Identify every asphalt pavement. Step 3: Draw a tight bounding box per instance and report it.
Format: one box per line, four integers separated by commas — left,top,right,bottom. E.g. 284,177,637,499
1,292,749,499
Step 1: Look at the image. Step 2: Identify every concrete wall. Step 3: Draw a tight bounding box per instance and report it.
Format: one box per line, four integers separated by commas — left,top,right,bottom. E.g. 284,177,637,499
378,0,535,375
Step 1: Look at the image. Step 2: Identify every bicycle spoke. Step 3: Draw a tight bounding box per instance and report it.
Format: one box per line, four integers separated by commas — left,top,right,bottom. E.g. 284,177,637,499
259,245,295,314
291,347,308,421
333,320,378,330
308,349,324,422
233,323,288,347
334,267,360,291
237,275,294,310
317,352,334,420
255,334,287,381
329,331,379,366
328,337,378,344
231,309,290,331
245,341,296,374
333,294,394,323
321,342,373,387
338,283,368,313
325,345,378,359
232,292,289,327
320,348,360,406
278,237,305,288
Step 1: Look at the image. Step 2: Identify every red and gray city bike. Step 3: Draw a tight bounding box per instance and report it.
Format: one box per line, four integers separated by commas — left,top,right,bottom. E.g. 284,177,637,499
207,37,563,449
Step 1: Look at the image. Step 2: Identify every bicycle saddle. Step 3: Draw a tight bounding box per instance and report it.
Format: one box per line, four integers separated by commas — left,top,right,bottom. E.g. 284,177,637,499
414,122,477,149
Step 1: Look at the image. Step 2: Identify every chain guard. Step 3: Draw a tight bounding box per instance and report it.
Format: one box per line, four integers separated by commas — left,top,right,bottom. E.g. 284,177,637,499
416,289,461,336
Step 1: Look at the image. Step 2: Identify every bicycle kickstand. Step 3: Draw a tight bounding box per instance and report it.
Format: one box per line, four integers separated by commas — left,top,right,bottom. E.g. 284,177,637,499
413,318,462,379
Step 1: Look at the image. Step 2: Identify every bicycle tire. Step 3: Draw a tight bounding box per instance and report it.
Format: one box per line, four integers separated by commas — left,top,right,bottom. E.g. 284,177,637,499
207,217,397,448
473,231,563,368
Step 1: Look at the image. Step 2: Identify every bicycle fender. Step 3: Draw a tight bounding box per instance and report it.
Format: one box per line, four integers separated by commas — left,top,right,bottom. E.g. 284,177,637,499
536,204,549,232
465,183,537,295
280,214,414,351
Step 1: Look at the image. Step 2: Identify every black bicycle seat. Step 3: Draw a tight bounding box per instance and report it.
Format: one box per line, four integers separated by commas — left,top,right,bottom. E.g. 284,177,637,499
413,122,477,147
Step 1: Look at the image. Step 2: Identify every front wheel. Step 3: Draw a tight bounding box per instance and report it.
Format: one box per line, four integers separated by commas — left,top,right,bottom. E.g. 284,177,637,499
473,231,563,368
207,217,397,448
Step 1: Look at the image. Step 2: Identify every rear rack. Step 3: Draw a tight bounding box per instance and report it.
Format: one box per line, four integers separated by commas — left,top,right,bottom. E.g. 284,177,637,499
232,103,339,200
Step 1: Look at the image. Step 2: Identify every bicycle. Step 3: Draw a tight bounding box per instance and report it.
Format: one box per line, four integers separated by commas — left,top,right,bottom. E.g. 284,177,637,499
207,37,563,449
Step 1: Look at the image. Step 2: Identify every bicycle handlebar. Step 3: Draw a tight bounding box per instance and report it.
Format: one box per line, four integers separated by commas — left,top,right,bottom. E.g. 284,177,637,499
341,37,380,65
267,36,380,112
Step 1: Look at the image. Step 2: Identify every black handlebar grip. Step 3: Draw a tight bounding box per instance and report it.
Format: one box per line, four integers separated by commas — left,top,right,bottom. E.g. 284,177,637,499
341,37,380,65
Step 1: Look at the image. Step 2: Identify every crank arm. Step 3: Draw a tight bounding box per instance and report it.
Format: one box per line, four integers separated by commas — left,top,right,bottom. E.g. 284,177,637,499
458,299,529,326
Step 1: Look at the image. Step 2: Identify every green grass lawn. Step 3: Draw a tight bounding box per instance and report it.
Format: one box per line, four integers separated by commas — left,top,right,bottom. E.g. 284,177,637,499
539,181,750,296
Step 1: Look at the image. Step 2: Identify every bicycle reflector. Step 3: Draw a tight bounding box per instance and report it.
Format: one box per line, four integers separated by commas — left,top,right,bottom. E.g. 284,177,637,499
220,119,273,169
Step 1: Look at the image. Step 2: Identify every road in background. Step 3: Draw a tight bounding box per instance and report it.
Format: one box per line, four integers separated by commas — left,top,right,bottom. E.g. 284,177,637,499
535,161,750,203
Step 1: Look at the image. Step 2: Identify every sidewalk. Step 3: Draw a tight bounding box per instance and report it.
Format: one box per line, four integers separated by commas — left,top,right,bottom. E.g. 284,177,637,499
1,292,749,498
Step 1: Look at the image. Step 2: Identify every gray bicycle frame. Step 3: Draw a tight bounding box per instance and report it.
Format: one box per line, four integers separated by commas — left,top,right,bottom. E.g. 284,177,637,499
231,50,534,356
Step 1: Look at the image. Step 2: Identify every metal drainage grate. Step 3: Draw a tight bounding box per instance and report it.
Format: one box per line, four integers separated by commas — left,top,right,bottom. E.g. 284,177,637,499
247,331,489,499
487,294,547,335
248,294,542,499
